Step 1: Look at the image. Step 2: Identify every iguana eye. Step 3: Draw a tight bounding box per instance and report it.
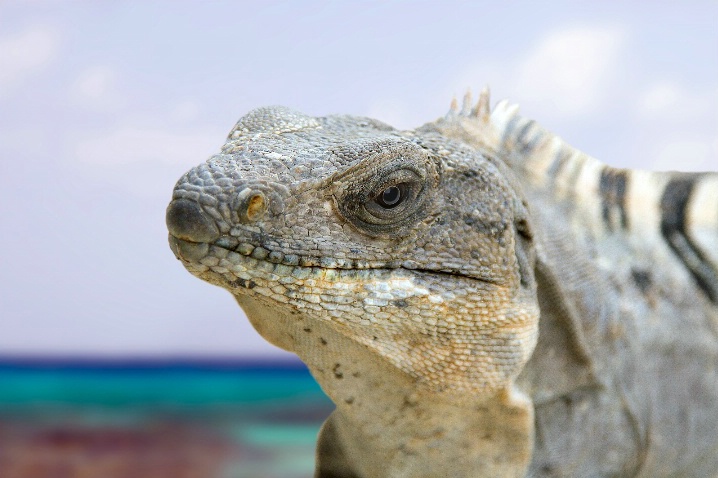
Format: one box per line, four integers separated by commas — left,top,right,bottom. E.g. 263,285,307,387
375,184,406,209
363,177,420,222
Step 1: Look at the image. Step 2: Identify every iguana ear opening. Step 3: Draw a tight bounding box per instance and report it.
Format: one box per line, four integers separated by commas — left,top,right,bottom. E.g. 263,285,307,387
514,217,535,290
510,196,537,292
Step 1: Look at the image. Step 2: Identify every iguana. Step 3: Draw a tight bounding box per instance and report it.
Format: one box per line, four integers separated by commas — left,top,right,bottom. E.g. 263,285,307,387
166,88,718,477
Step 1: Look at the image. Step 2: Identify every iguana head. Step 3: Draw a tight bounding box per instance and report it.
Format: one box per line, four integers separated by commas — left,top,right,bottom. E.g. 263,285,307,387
167,103,539,395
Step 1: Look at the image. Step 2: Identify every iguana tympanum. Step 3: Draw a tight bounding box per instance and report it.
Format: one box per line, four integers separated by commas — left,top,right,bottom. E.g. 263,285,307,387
166,88,718,477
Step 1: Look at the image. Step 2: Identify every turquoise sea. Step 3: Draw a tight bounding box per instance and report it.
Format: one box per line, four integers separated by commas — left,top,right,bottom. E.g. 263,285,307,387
0,359,333,478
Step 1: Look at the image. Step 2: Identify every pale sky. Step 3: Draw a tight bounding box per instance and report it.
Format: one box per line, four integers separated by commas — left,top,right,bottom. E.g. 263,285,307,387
1,1,716,358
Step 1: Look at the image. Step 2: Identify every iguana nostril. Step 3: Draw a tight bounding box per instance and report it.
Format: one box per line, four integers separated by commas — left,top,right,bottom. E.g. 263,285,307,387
166,199,220,243
235,189,268,223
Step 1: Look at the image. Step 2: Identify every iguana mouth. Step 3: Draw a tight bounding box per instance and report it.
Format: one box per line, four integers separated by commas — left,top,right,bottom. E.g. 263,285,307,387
168,234,404,271
169,234,495,284
168,234,501,295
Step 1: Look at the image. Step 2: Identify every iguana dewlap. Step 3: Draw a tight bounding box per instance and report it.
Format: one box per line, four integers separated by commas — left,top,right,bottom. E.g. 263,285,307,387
166,89,718,477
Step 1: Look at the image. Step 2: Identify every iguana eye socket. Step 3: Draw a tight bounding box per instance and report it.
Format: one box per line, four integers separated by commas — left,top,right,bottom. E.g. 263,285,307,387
334,169,429,237
330,145,439,237
375,184,406,209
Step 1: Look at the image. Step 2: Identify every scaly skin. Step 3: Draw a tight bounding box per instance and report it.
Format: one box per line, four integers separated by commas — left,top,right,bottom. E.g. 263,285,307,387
167,90,718,477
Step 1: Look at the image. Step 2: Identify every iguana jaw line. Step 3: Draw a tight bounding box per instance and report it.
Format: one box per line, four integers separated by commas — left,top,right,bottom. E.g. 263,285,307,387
168,234,499,286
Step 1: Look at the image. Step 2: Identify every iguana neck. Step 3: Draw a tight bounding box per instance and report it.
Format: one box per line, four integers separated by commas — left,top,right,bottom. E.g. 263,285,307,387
324,385,534,478
235,294,533,478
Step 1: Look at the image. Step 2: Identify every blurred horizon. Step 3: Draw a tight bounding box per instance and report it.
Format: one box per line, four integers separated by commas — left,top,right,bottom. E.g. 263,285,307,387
1,1,716,360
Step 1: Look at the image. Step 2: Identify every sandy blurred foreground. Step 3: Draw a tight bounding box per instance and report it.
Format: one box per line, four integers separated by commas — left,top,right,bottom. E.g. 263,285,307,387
0,361,333,478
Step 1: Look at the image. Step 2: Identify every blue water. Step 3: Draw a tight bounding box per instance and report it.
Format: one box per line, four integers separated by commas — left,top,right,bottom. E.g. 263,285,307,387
0,359,334,478
0,359,328,405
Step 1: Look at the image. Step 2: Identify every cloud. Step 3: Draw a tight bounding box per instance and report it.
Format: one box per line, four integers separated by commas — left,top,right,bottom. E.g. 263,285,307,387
67,124,221,199
0,25,59,97
447,25,626,120
513,26,625,117
650,139,716,172
635,82,718,171
636,81,717,122
637,82,682,115
170,100,202,123
74,125,220,167
442,24,717,172
70,65,123,109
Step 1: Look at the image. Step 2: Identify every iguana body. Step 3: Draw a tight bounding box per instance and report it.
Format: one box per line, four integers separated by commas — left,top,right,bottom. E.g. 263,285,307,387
166,89,718,477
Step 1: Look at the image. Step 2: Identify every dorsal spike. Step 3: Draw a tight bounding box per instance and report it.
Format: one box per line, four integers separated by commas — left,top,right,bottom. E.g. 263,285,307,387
460,89,473,116
446,97,459,118
472,85,491,123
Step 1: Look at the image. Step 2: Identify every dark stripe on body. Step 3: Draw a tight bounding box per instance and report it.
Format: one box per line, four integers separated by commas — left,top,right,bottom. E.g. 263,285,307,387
599,167,629,230
660,176,718,303
514,120,538,155
546,147,571,181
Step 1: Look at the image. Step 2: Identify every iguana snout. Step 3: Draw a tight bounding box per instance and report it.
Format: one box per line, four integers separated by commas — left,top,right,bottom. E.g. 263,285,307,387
166,198,220,244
